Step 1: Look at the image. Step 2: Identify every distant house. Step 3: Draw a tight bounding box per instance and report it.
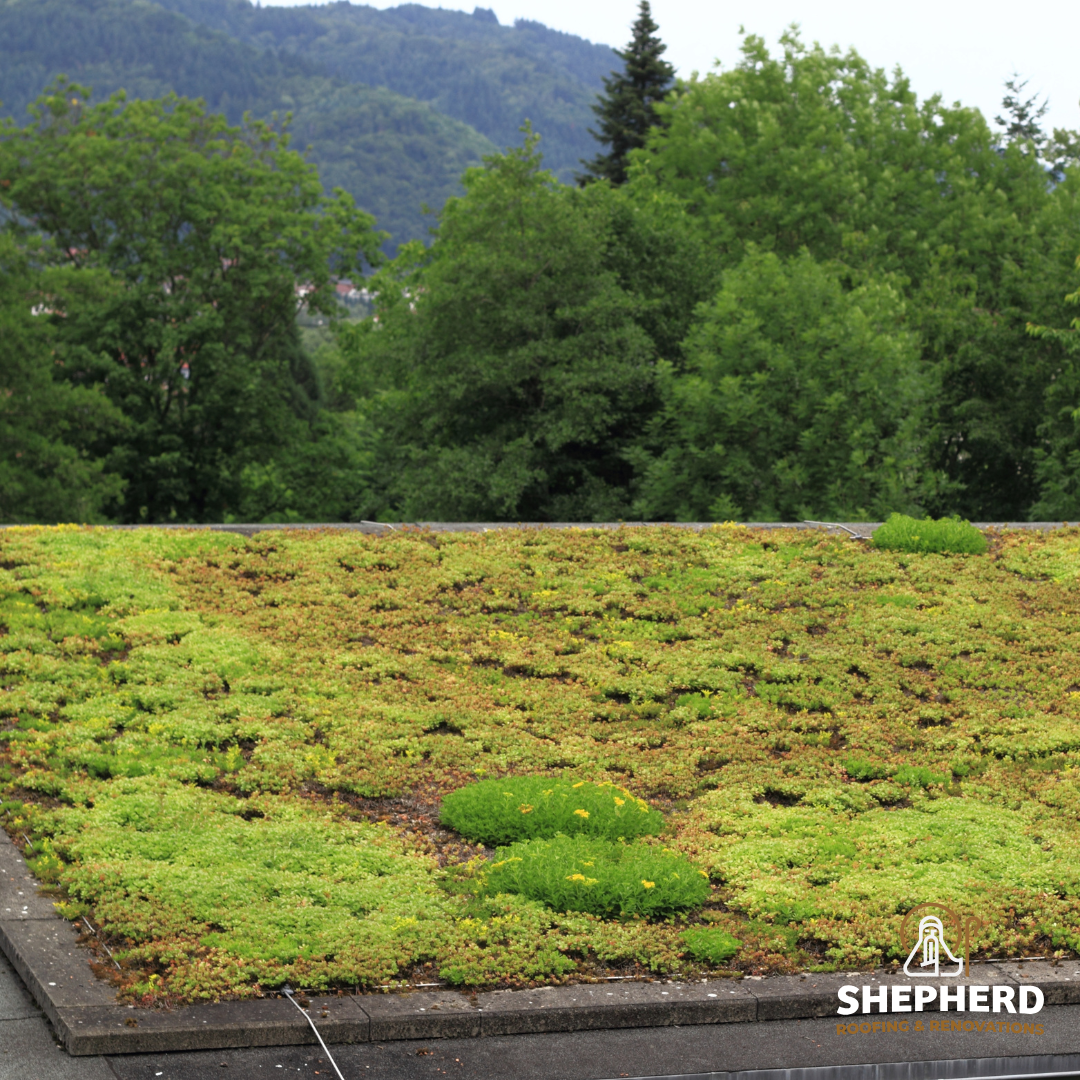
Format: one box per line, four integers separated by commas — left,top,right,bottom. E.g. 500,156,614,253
334,279,371,304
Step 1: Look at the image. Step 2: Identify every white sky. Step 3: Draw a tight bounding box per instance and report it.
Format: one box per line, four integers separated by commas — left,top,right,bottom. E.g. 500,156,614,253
259,0,1080,134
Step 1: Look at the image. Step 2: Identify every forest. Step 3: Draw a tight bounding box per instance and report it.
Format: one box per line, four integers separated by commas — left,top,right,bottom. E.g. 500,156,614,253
0,0,612,247
2,4,1080,524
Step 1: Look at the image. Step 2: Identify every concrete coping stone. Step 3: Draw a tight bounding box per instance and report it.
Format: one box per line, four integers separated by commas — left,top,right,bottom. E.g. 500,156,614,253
0,816,1067,1056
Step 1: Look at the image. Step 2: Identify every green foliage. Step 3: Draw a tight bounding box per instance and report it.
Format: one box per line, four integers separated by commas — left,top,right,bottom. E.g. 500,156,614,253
1026,251,1080,520
674,694,714,720
844,759,892,782
0,234,125,523
439,777,663,846
344,134,713,520
0,81,384,523
893,765,950,789
6,5,1080,522
634,32,1038,283
632,31,1068,521
580,1,674,186
477,834,710,918
633,249,943,522
872,514,989,555
680,926,741,965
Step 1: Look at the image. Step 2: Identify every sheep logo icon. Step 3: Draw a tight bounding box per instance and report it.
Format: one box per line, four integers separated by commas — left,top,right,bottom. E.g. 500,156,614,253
900,902,983,978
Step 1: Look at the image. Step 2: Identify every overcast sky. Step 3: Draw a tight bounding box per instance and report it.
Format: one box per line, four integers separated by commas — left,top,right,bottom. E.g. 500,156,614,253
259,0,1078,134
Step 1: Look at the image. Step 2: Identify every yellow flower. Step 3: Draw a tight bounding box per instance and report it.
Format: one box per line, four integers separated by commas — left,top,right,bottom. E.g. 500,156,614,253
572,781,586,788
567,873,587,882
698,870,709,878
641,880,655,889
519,804,534,814
613,797,625,807
573,809,589,818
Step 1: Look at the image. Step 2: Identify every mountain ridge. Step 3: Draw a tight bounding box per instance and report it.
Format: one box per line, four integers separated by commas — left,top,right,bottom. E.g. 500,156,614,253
150,0,617,178
0,0,615,248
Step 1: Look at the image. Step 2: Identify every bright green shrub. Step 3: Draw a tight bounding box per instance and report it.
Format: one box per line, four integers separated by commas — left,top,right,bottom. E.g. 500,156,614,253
894,765,950,788
477,834,711,918
681,926,741,965
440,777,663,846
844,758,892,782
872,514,988,555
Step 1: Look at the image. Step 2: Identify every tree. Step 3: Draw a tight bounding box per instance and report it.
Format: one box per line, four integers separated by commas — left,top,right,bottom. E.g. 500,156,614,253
579,1,674,186
630,31,1059,519
632,31,1043,282
0,80,385,522
633,249,945,522
0,235,125,523
1026,253,1080,519
995,75,1049,150
340,132,712,521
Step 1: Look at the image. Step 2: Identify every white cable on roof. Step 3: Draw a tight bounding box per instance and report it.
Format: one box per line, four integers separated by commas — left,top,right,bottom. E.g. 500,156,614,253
282,986,346,1080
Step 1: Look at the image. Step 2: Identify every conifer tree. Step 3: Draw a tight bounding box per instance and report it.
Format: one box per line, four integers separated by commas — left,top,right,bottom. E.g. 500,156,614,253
994,75,1049,149
580,1,674,185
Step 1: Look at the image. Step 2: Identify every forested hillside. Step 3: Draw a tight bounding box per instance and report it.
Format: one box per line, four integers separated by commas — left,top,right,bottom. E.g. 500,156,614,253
151,0,615,177
0,0,612,248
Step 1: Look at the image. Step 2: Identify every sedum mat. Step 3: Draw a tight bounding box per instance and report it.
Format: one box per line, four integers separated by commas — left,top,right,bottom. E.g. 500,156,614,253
1,524,1079,1002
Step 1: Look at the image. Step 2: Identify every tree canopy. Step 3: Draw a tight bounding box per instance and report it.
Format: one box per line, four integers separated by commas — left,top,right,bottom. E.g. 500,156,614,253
340,134,711,521
0,234,124,523
4,24,1080,525
0,80,384,523
632,249,944,522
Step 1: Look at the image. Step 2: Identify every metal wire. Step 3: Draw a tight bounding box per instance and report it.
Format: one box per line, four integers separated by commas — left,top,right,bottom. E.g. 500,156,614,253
282,985,345,1080
80,917,121,972
803,520,874,540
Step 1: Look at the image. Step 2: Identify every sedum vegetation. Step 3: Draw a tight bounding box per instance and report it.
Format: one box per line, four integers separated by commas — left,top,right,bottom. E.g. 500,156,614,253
873,515,990,556
2,524,1080,1001
477,834,710,919
440,777,663,845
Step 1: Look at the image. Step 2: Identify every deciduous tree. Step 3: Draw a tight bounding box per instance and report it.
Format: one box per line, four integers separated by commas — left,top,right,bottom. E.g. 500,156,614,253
0,235,124,522
342,132,712,520
0,79,384,522
633,249,945,521
632,33,1059,519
